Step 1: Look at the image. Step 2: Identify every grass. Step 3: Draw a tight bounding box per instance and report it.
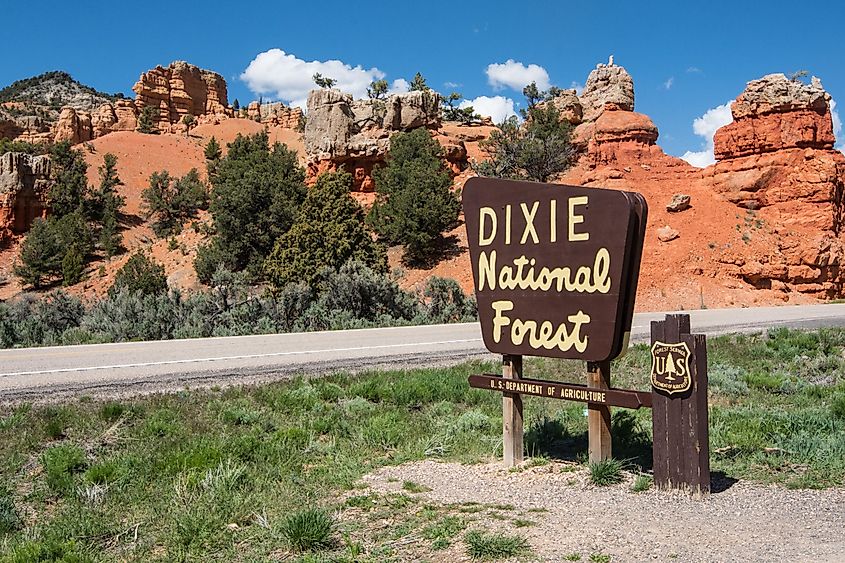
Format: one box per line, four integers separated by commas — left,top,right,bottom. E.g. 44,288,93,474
464,529,530,560
277,507,335,552
0,327,843,559
589,459,625,486
631,474,653,492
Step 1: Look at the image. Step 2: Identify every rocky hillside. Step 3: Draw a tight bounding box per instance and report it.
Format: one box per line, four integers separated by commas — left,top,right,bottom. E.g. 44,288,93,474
0,71,124,142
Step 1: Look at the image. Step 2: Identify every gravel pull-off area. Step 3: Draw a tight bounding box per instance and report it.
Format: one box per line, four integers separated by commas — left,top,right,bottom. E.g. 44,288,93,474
362,460,845,563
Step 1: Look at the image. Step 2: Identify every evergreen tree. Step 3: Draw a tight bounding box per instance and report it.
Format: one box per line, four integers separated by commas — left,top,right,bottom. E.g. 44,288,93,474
232,99,240,111
141,169,207,237
204,137,222,161
137,106,158,134
109,252,167,296
61,246,84,286
48,142,88,219
92,153,125,257
196,131,306,282
312,73,337,89
409,72,429,91
264,170,387,289
13,218,63,288
476,85,575,183
441,92,478,124
182,114,195,137
368,128,460,262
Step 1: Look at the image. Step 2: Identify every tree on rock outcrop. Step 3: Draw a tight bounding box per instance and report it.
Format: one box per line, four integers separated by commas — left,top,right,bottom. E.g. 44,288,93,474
312,73,337,89
409,72,429,92
264,170,387,290
368,128,460,263
195,131,306,283
477,84,575,183
442,92,478,124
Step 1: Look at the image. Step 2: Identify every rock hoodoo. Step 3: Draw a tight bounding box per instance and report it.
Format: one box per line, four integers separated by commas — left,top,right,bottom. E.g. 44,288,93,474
132,61,230,131
304,88,451,191
0,152,51,243
579,62,636,122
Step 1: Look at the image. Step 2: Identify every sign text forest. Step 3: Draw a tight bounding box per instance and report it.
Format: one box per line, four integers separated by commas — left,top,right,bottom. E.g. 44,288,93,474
463,178,647,362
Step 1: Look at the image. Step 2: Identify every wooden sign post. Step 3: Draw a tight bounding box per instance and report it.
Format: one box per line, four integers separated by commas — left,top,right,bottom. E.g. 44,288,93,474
650,314,710,496
462,177,647,467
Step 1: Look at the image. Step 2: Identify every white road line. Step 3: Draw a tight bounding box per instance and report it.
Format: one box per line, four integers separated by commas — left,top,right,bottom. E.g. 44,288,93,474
0,338,485,378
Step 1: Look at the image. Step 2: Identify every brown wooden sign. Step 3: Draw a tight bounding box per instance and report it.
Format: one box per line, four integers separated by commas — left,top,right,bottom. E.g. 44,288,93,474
462,177,647,362
468,373,652,409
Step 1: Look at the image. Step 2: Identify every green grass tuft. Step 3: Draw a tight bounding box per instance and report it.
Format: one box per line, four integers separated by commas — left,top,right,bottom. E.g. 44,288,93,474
631,474,653,492
589,459,624,486
42,444,87,495
464,529,530,560
278,507,335,553
402,480,431,493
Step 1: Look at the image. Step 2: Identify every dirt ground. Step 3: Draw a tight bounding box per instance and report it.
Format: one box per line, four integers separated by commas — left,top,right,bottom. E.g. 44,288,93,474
361,460,845,563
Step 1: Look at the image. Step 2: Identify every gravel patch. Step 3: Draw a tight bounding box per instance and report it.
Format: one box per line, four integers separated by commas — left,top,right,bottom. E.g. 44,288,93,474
362,460,845,562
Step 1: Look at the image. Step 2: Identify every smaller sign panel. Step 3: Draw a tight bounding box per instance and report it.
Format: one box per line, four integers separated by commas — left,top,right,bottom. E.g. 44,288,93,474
468,374,652,409
650,341,692,394
463,177,647,362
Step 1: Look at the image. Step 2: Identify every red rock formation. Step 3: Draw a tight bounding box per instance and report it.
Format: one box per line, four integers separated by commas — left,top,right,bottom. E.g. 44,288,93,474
132,61,230,132
702,73,845,296
0,152,51,243
53,107,93,144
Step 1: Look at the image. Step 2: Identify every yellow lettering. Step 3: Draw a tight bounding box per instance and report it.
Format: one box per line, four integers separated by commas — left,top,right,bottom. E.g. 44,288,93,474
491,300,514,343
568,196,589,242
520,201,540,244
505,204,512,245
550,199,557,243
479,207,497,246
478,250,496,291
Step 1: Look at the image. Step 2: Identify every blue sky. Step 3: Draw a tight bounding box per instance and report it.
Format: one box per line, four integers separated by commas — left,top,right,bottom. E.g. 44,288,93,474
3,0,843,163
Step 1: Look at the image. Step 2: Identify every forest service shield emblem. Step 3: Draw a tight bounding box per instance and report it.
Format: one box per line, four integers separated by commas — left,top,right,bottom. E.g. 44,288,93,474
650,341,692,394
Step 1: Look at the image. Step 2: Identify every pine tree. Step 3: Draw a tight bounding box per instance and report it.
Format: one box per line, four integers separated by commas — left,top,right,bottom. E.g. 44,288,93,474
109,252,167,296
92,153,125,257
137,106,158,134
13,218,63,288
48,142,89,219
62,246,84,286
368,128,460,262
204,137,222,161
264,170,387,289
141,169,207,237
312,73,337,89
409,72,429,91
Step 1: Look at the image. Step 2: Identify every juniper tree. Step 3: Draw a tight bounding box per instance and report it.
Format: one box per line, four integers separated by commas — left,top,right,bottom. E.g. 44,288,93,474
264,170,387,289
312,73,337,89
109,252,167,296
368,128,460,262
142,169,207,237
409,72,429,92
92,153,125,257
137,106,158,134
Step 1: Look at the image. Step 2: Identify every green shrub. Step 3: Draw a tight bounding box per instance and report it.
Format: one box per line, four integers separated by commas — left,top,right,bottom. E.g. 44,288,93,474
42,444,87,495
589,458,624,486
631,474,653,492
464,529,529,560
278,507,335,552
109,252,167,297
99,402,126,422
264,170,386,289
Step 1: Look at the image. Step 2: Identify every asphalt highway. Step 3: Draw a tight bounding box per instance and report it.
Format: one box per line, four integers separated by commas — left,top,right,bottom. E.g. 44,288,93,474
2,304,845,401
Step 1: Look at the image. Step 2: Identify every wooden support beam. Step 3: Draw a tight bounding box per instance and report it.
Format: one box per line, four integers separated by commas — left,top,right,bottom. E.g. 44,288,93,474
587,360,612,463
502,354,523,467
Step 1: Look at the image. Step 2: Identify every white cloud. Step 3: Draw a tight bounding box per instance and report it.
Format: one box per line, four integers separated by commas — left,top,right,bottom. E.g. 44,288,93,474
486,60,551,91
831,99,844,153
686,66,703,74
663,77,675,90
460,96,516,124
241,48,386,109
680,101,733,167
444,81,462,89
389,78,409,94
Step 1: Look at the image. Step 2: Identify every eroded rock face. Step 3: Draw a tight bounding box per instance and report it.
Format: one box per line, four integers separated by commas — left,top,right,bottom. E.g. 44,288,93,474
304,88,446,190
714,74,834,160
704,74,845,296
0,152,51,242
132,61,230,131
54,107,93,144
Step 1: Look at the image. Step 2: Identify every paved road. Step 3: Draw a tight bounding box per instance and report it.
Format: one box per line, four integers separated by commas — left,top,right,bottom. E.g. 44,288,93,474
2,304,845,402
